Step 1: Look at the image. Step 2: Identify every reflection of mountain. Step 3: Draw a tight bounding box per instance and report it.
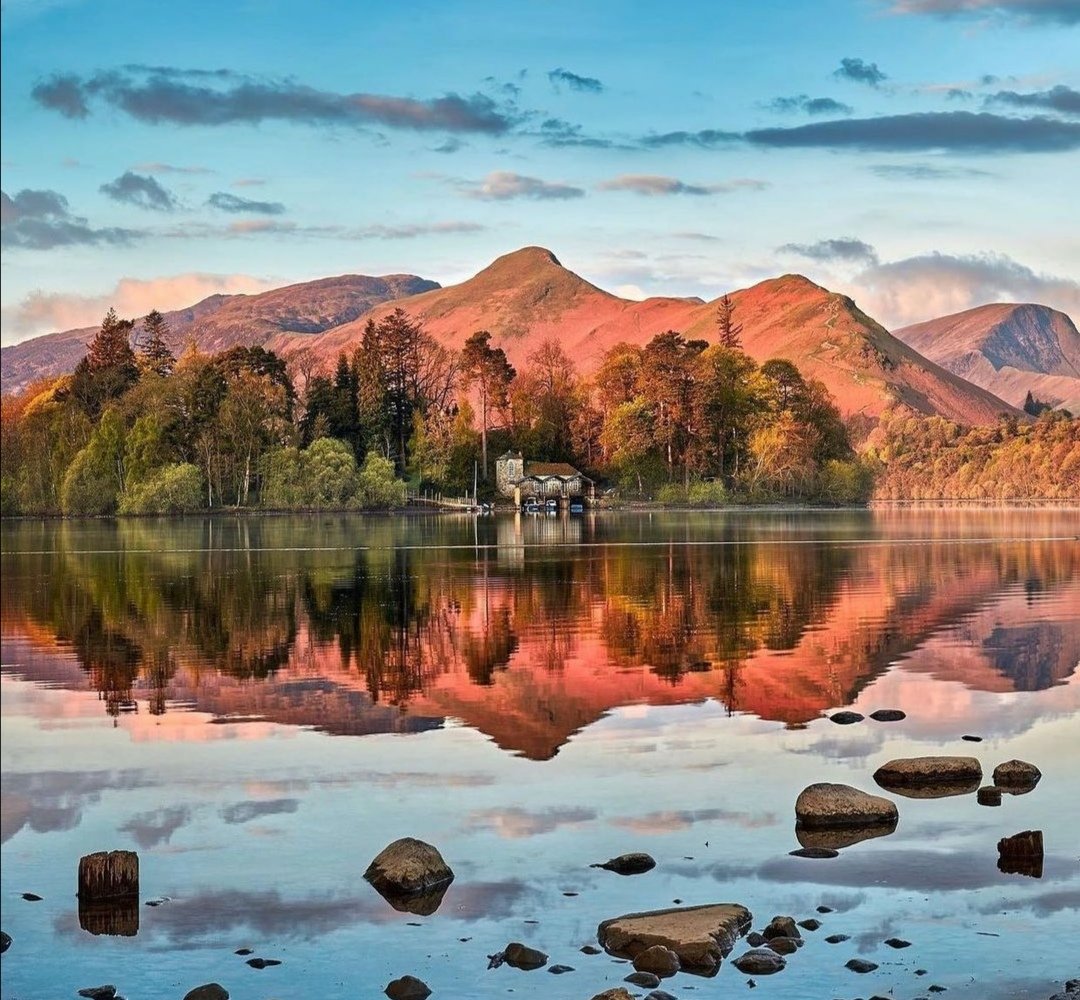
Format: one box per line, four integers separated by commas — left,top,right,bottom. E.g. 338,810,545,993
1,515,1077,760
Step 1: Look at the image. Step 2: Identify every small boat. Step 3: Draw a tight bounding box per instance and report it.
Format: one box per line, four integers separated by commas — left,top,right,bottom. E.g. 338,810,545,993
523,500,541,513
545,498,558,511
569,501,584,514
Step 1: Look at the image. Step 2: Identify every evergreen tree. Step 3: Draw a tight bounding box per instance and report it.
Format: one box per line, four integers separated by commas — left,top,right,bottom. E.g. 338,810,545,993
139,309,176,377
69,309,139,418
715,294,743,349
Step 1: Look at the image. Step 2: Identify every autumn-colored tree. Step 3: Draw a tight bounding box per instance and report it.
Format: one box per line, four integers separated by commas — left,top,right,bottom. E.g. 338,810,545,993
715,294,743,349
69,309,139,418
460,330,515,479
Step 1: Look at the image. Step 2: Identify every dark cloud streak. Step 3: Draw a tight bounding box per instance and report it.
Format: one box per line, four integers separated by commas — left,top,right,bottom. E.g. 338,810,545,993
834,57,888,87
1,188,139,250
100,171,179,211
986,84,1080,117
207,191,286,215
548,68,604,93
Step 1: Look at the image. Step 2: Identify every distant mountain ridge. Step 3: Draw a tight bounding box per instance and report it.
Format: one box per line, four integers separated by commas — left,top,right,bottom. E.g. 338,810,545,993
0,273,438,395
2,246,1021,424
894,303,1080,413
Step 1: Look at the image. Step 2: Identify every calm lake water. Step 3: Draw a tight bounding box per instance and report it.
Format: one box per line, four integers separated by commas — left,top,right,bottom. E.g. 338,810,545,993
1,509,1078,999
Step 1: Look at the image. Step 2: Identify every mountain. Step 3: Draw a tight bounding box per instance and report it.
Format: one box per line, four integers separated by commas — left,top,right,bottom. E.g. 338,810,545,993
0,273,438,395
295,246,1016,424
894,303,1080,413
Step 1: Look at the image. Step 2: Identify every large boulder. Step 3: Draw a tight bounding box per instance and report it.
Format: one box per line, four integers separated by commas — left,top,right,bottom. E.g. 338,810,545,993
364,838,454,912
992,760,1041,792
731,949,786,974
597,903,752,974
795,783,898,829
873,757,981,797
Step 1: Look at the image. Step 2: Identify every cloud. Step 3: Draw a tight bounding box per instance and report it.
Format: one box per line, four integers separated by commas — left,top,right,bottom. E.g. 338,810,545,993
207,191,286,215
1,188,138,250
100,171,179,211
780,237,880,264
461,806,596,838
220,798,299,824
834,57,888,88
132,161,213,175
640,128,741,148
986,84,1080,117
548,68,604,93
851,251,1080,327
118,806,192,849
2,271,278,337
231,177,266,187
869,162,995,179
769,95,854,115
743,112,1080,153
598,174,768,196
462,170,584,200
351,221,486,239
610,808,778,833
887,0,1080,25
32,67,517,134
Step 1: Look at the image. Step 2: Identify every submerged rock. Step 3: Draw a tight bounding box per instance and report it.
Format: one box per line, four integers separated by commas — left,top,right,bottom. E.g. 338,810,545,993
384,975,431,1000
765,936,800,955
829,711,864,725
21,893,42,902
245,958,281,969
632,944,680,977
992,760,1041,792
795,783,899,830
502,941,548,970
732,949,785,974
798,918,822,931
591,853,656,875
183,987,229,1000
598,902,752,974
579,944,602,955
998,830,1044,878
364,838,454,914
548,964,574,974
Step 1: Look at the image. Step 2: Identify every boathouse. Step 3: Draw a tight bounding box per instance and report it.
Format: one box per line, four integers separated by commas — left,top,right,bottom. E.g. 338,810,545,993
495,452,593,504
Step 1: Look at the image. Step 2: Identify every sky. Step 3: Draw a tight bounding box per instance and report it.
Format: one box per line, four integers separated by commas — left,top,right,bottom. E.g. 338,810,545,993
1,0,1078,345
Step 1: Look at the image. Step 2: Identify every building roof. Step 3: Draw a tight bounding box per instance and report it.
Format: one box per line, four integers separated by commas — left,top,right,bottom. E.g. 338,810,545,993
498,450,524,460
524,461,591,480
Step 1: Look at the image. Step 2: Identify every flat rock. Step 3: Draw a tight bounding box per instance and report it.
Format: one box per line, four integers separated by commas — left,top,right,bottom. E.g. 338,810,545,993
234,948,253,956
592,852,656,875
816,905,834,913
245,958,281,969
829,711,864,725
977,786,1002,806
21,893,42,902
364,838,454,905
598,903,752,974
962,735,983,742
992,760,1041,791
789,847,839,859
869,709,906,722
824,934,850,944
78,988,117,999
795,783,899,829
625,971,661,987
731,949,785,975
384,976,432,1000
873,756,981,788
645,992,677,1000
632,944,680,976
183,987,229,1000
846,958,878,973
502,941,548,970
548,964,574,974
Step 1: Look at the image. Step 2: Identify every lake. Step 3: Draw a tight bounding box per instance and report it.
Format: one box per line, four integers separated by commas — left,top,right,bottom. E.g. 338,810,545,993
1,509,1078,999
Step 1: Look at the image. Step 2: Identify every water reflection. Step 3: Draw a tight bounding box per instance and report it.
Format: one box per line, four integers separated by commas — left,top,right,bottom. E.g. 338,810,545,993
2,511,1078,760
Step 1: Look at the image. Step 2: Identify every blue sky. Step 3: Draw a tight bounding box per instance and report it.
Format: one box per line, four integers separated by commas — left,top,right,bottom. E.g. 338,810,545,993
1,0,1078,343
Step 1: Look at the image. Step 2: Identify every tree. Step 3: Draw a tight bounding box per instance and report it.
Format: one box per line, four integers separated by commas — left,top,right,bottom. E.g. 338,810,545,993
118,463,204,513
461,330,515,480
600,398,657,494
69,309,139,418
641,331,704,482
138,309,176,377
511,339,581,461
715,294,743,349
692,345,761,479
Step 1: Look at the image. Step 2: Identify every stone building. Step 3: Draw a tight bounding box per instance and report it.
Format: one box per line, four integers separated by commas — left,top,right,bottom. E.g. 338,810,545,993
495,451,593,503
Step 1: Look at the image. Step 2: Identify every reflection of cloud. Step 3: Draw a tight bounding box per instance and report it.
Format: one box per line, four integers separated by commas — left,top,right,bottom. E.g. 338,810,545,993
610,808,777,834
462,806,596,838
220,799,299,824
2,770,149,843
119,806,192,849
976,887,1080,916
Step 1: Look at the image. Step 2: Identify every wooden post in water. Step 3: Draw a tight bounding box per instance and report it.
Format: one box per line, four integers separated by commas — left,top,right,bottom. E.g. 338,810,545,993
78,850,140,936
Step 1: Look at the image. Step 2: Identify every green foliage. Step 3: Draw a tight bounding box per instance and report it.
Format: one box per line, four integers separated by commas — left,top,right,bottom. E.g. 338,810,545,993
60,409,126,515
354,450,406,509
69,309,140,418
260,447,305,509
118,463,204,514
303,437,358,507
818,458,875,504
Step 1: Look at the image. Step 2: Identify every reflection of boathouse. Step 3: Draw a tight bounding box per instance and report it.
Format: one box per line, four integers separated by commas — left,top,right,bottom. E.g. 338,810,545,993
495,452,593,506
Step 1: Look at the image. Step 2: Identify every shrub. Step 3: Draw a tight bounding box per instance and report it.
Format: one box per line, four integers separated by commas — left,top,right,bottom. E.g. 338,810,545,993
354,451,406,509
118,463,204,514
61,444,119,515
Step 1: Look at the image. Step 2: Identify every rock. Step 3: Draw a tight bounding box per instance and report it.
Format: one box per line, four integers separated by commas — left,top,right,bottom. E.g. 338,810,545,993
21,893,42,902
732,949,786,975
798,918,821,931
384,977,431,1000
364,838,454,912
746,931,765,946
824,934,850,944
625,971,661,987
645,992,677,1000
762,916,799,940
580,944,602,955
765,936,800,955
884,937,911,948
846,958,879,973
928,987,947,994
597,903,752,974
77,851,138,902
632,945,680,977
591,990,635,1000
789,847,839,859
962,734,983,742
992,760,1041,791
503,941,548,970
977,786,1002,806
873,756,982,793
77,988,117,999
795,783,899,829
548,964,574,974
829,711,864,725
0,931,9,953
245,958,281,969
183,987,229,1000
869,709,906,722
591,853,656,875
816,905,834,913
234,948,253,955
997,830,1044,878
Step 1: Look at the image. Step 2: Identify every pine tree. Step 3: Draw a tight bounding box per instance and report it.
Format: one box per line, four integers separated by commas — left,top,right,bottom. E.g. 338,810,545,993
70,309,139,417
461,330,515,479
139,309,176,377
715,294,743,349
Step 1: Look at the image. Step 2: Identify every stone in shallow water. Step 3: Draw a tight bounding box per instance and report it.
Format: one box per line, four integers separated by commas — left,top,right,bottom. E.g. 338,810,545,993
384,975,431,1000
789,847,839,859
795,783,899,829
77,988,117,1000
183,987,229,1000
245,958,281,969
846,958,879,973
580,944,602,955
997,830,1044,878
591,852,656,875
962,734,983,742
870,709,906,722
824,934,850,944
766,936,800,955
884,937,912,948
762,915,799,940
591,990,635,1000
873,756,981,789
829,711,864,725
992,759,1041,792
548,964,574,974
597,903,752,974
625,971,661,988
0,931,9,953
977,786,1002,806
364,838,454,913
632,944,680,977
501,941,548,970
798,918,822,931
732,949,786,974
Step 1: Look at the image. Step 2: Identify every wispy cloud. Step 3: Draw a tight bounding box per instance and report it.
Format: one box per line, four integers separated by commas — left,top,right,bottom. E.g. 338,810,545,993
780,237,880,264
460,170,584,201
768,95,854,115
32,66,518,134
886,0,1080,26
640,128,741,149
100,171,179,211
598,174,768,196
1,188,138,250
207,191,286,215
132,161,213,175
985,84,1080,117
547,67,604,93
834,57,888,88
869,163,996,180
462,806,596,838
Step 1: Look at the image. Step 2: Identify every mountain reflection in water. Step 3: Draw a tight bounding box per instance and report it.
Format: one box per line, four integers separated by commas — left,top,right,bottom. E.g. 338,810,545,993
2,510,1077,760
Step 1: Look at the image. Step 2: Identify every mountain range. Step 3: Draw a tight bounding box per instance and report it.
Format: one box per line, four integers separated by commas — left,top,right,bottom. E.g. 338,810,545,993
4,245,1074,424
